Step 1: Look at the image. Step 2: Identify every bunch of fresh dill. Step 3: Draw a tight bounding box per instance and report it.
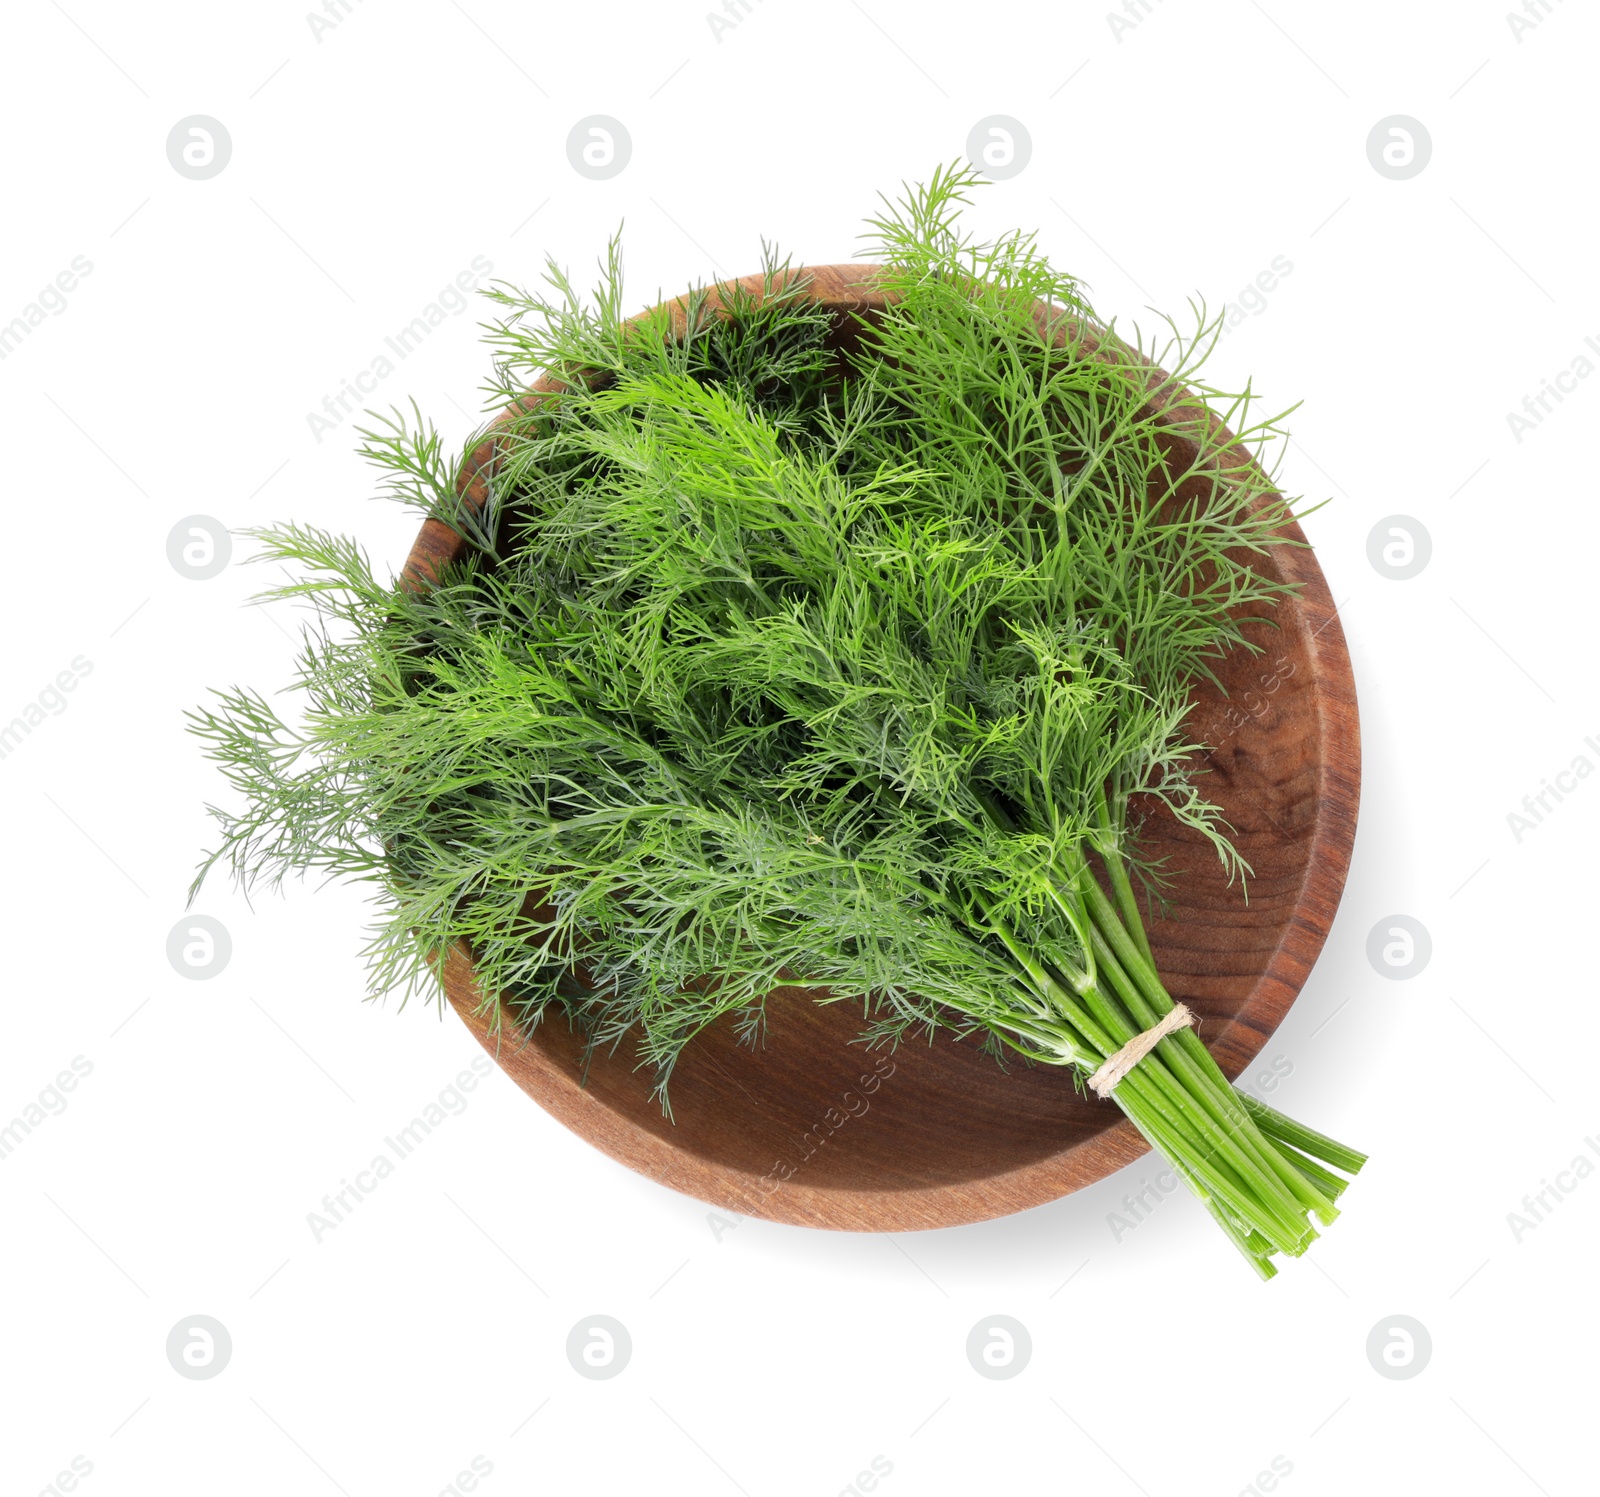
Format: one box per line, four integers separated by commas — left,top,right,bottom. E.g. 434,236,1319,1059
190,163,1363,1277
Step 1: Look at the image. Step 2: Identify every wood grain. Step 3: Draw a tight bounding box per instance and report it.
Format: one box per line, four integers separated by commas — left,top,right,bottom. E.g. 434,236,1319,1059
404,264,1361,1230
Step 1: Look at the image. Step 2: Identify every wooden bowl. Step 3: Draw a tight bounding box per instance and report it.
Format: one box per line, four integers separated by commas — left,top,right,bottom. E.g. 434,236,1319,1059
403,264,1360,1230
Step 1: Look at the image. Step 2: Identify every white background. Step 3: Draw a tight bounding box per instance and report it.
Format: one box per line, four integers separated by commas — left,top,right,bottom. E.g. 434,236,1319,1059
1,2,1595,1493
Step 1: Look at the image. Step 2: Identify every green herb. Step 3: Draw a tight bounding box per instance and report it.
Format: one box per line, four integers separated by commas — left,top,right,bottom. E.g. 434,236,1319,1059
190,163,1364,1277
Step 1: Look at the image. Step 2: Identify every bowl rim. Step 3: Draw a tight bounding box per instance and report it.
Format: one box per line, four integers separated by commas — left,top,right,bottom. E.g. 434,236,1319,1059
405,261,1362,1230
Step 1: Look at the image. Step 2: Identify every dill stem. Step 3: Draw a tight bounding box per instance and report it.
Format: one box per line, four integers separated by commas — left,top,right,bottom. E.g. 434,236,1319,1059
1269,1138,1352,1201
1094,784,1157,971
1114,1069,1309,1256
1240,1094,1369,1176
969,827,1319,1251
999,934,1316,1254
1081,918,1323,1227
1075,872,1338,1225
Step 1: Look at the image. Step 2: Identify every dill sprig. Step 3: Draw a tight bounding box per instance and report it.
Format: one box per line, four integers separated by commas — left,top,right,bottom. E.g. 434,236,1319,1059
189,164,1363,1277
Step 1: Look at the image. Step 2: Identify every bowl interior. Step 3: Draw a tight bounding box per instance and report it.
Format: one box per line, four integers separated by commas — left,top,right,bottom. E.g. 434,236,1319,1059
419,264,1359,1230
